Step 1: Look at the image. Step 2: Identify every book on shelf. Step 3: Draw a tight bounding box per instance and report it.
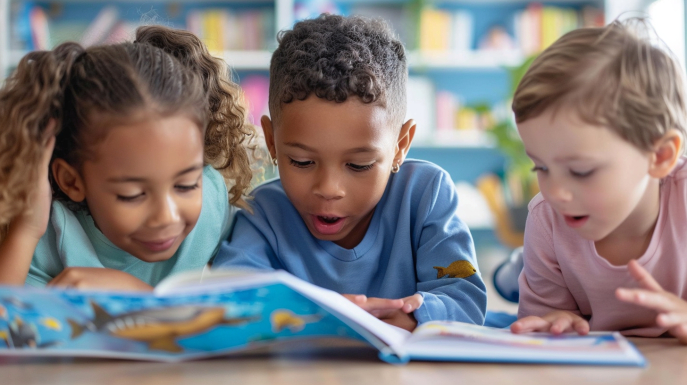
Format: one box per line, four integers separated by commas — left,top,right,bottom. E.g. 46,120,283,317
0,269,645,366
514,4,604,55
11,3,50,52
80,6,119,47
186,8,275,55
418,7,473,53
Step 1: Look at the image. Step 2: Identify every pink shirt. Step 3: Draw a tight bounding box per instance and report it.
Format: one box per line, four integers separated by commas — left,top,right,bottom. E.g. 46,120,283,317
518,158,687,336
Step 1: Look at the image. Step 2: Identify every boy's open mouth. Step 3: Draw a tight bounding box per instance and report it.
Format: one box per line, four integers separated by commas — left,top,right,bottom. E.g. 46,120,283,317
311,215,346,235
319,216,341,224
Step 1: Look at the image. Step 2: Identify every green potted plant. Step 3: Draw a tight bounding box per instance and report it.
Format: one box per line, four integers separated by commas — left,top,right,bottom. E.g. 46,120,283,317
478,56,538,247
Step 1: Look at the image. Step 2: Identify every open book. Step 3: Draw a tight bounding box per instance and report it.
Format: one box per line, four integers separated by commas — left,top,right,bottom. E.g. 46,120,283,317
0,269,645,366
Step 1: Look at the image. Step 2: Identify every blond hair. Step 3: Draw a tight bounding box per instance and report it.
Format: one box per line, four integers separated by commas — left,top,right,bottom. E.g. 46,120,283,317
512,19,687,152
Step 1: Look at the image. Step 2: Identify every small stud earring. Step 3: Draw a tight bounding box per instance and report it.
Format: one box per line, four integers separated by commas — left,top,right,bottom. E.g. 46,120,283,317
391,162,400,174
272,157,278,166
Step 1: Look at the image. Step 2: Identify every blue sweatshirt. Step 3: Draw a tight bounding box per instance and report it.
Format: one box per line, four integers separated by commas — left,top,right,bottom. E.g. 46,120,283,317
214,160,486,325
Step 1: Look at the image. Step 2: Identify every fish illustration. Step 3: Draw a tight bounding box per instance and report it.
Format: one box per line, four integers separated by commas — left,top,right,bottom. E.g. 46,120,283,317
1,297,34,311
67,301,259,353
0,304,6,320
434,260,477,279
270,310,322,333
1,316,40,348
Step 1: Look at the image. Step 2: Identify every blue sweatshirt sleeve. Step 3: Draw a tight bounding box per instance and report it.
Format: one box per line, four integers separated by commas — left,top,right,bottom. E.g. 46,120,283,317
411,170,487,325
213,202,283,271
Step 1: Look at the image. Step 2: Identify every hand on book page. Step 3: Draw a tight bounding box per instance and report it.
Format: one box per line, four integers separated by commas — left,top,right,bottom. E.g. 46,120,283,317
47,267,153,292
343,294,423,331
511,310,590,336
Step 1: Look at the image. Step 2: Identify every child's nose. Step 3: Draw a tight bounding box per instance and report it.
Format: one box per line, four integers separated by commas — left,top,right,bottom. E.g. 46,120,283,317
313,169,344,200
548,182,573,203
148,195,180,228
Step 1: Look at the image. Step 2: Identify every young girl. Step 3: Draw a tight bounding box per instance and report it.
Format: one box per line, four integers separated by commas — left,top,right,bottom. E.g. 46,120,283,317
0,26,257,291
213,15,487,332
508,20,687,343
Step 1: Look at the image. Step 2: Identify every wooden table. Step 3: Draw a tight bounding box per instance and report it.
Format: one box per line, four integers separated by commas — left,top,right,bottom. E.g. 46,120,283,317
0,337,685,385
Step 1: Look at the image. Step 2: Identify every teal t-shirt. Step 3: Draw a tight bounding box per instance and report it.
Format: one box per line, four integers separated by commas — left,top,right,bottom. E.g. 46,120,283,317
26,166,234,287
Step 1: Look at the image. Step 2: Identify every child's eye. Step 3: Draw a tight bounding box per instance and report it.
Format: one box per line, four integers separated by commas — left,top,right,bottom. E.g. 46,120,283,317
289,158,314,168
175,183,199,192
570,169,594,178
347,163,374,172
531,165,548,173
117,193,144,202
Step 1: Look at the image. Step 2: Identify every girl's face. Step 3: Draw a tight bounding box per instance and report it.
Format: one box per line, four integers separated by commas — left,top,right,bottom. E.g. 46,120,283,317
517,107,658,243
264,97,412,249
79,115,204,262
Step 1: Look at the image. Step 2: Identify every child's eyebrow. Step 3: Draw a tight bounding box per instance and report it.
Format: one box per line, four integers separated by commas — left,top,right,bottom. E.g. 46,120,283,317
525,151,541,162
284,142,380,154
107,164,204,183
553,155,595,162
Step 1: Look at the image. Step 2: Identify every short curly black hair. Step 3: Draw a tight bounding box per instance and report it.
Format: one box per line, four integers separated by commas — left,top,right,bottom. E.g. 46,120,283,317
268,14,407,127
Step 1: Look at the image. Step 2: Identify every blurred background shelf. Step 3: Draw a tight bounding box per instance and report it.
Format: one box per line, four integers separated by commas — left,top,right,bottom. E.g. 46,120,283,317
7,49,528,70
1,0,683,257
407,50,524,69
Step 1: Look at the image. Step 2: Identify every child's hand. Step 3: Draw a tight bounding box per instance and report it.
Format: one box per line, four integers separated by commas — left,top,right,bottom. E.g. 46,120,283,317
344,294,423,331
11,124,56,241
0,126,56,285
616,260,687,344
511,310,590,335
47,267,153,292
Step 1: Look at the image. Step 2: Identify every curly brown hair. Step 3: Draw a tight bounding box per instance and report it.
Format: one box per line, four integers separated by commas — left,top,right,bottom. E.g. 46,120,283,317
513,19,687,153
0,25,258,234
268,14,407,127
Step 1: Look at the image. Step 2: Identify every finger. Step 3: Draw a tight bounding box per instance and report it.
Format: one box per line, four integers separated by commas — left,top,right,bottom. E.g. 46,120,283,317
550,317,574,335
657,312,687,328
44,119,57,135
510,316,552,334
401,294,423,313
46,268,78,288
616,288,679,312
39,136,55,182
357,297,404,312
46,273,70,288
668,324,687,345
371,309,401,319
343,294,367,305
42,136,55,164
627,260,663,292
571,317,590,335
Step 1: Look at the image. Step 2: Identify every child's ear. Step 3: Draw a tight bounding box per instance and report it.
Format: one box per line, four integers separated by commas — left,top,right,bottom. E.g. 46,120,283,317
649,129,683,178
260,115,277,161
51,159,86,202
394,119,416,165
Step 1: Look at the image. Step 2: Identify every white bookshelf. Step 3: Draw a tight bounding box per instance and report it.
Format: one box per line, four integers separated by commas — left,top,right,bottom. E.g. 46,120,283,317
407,50,524,70
221,50,273,70
0,0,293,76
0,0,625,77
6,48,528,72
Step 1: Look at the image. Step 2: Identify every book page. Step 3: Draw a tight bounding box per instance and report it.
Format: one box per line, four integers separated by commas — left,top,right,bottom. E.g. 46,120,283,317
400,321,645,365
156,269,410,351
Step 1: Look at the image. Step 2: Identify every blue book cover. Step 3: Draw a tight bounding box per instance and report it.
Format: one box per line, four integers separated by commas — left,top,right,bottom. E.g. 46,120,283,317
0,270,646,366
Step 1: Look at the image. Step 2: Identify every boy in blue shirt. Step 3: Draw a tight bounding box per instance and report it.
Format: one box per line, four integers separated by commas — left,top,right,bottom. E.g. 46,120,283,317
214,14,486,331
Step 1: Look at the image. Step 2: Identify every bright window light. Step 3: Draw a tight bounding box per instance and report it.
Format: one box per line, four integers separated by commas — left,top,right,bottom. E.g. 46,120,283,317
648,0,686,71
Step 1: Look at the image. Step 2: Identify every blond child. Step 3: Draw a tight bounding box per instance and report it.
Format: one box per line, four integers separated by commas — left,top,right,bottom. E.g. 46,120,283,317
509,20,687,343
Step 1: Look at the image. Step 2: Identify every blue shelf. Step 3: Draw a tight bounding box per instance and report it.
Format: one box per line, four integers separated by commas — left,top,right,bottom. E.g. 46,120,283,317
407,146,506,184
